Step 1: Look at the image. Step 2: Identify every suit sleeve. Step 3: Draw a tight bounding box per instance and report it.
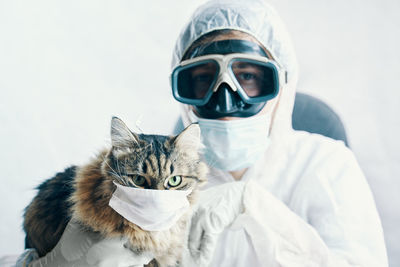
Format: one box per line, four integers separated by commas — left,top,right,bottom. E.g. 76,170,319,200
240,147,388,267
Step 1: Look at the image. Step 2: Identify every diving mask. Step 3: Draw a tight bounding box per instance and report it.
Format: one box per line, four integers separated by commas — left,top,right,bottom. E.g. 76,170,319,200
171,40,286,118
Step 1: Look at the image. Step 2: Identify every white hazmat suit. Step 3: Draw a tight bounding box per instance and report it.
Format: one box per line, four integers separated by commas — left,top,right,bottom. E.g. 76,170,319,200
173,0,388,266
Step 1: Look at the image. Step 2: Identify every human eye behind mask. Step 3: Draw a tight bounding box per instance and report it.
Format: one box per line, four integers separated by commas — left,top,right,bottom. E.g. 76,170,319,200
231,60,275,98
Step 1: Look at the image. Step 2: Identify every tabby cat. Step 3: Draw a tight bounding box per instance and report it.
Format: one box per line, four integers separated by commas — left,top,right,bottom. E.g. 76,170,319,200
23,117,207,266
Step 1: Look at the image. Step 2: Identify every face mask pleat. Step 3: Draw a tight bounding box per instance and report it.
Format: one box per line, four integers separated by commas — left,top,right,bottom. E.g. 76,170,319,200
189,110,271,171
109,182,192,231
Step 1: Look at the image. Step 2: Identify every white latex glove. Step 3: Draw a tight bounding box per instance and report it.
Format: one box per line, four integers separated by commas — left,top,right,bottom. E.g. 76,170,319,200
182,181,245,267
16,220,153,267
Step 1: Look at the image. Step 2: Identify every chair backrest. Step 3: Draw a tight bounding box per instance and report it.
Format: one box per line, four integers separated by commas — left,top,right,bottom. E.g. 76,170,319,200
173,92,349,147
293,92,349,147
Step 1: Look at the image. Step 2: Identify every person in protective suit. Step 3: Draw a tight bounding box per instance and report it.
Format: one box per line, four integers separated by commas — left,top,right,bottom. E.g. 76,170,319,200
16,0,388,266
171,0,388,266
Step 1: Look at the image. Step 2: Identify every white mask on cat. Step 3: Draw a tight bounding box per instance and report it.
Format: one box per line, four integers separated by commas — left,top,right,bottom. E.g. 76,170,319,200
109,182,191,232
188,110,271,171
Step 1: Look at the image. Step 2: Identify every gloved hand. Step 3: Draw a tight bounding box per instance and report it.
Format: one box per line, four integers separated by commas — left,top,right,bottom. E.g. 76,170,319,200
182,181,245,266
16,220,153,267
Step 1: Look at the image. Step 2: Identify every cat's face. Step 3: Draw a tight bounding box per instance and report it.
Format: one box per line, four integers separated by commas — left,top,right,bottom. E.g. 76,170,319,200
102,117,207,191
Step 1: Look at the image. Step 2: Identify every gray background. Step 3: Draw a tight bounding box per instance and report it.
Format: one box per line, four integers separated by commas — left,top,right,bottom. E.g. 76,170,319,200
0,0,399,266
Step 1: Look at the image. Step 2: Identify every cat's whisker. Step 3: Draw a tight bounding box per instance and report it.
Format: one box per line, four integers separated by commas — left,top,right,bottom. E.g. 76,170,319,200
101,156,126,185
102,156,118,175
116,159,123,176
142,143,152,151
106,170,123,181
135,115,144,134
124,157,128,172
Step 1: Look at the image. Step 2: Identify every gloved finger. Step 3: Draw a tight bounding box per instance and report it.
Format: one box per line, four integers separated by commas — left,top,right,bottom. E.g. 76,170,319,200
60,221,100,261
15,249,39,267
196,232,219,266
86,237,153,266
206,210,227,233
95,251,153,267
188,206,229,257
188,210,205,255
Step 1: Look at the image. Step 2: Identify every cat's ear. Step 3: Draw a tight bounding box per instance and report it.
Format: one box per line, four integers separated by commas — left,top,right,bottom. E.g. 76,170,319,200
173,123,202,151
110,117,139,149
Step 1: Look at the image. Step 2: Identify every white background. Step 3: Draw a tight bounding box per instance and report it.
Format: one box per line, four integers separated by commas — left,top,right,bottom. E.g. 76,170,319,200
0,0,399,266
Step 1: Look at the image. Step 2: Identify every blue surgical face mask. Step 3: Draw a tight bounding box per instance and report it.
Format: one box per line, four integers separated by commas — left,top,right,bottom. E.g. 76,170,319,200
188,110,271,171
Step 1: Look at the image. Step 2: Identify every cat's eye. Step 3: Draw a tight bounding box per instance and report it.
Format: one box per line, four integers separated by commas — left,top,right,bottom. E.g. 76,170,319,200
167,175,182,187
133,176,146,186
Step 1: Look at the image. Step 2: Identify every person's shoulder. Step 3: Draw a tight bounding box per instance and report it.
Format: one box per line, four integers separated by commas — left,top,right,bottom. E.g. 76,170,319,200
285,131,368,201
289,130,351,156
288,130,357,173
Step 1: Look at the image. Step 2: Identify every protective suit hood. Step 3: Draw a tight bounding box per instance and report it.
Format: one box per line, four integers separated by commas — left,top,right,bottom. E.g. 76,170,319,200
171,0,299,149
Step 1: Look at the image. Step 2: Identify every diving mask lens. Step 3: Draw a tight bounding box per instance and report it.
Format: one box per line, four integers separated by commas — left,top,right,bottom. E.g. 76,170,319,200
171,54,279,105
172,60,219,105
230,58,279,103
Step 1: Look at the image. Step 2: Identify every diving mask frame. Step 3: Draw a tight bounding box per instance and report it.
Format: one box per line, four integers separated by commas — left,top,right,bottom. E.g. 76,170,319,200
171,39,287,118
171,53,285,106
